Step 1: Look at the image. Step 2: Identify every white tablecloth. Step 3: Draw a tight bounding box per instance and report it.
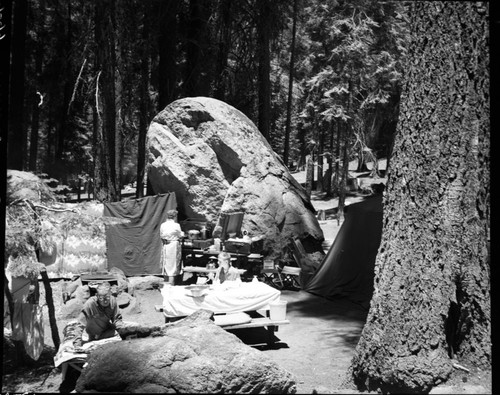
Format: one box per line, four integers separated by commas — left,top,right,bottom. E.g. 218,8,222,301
161,281,281,318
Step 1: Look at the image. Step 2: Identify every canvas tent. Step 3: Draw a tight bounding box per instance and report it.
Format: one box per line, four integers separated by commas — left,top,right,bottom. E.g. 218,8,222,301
303,195,383,306
103,193,178,276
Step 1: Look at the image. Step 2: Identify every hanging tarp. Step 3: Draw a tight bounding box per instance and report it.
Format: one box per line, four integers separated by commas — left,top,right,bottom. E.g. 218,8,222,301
103,193,177,276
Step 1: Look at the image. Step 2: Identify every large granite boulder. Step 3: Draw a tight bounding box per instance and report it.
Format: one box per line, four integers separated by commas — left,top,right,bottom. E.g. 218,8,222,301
75,310,297,393
146,97,324,254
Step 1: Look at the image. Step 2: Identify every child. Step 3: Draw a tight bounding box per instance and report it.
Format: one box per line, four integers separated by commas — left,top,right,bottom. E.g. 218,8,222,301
212,251,241,284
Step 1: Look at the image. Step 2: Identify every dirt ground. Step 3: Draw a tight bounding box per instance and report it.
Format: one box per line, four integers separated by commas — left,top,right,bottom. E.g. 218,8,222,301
2,284,491,394
2,163,491,393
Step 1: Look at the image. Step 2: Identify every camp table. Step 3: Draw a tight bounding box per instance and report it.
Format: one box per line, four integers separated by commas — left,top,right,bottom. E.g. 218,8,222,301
155,281,289,344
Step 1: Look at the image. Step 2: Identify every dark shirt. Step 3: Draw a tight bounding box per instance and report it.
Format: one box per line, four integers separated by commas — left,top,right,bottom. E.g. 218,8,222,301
81,295,123,340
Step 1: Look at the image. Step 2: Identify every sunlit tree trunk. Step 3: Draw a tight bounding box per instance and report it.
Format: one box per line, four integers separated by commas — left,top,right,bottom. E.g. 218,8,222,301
350,3,490,392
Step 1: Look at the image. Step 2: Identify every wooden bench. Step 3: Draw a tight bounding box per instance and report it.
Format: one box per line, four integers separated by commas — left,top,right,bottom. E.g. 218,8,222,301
154,305,289,345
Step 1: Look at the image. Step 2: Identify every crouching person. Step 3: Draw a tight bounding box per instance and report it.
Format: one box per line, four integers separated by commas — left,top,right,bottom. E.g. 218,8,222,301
78,282,123,341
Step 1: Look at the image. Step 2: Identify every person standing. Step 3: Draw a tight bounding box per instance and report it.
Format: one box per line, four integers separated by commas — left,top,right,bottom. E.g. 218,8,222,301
160,209,184,285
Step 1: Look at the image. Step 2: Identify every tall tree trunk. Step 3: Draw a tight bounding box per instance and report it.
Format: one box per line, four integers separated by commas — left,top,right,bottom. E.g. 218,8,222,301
158,0,179,111
283,0,298,166
94,0,119,202
337,77,354,222
184,0,211,97
214,0,232,101
8,0,28,170
39,270,60,350
305,154,313,198
325,120,334,197
257,0,271,140
316,127,324,192
337,122,348,224
137,2,151,199
28,91,41,172
115,6,124,196
331,121,341,198
350,3,490,392
54,0,73,184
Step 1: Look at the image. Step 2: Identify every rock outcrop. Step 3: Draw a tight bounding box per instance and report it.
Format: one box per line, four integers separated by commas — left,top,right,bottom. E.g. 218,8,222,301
146,97,324,254
75,310,297,393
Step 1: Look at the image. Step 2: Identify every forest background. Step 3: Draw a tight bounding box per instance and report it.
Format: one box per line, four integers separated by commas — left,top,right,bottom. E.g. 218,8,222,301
1,1,492,392
3,0,407,204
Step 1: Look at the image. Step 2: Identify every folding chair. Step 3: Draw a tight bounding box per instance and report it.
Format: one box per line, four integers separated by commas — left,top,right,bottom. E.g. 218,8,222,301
280,266,301,289
259,259,284,290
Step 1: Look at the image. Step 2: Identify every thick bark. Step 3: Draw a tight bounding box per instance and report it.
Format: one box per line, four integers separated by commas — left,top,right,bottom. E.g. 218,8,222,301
283,0,298,166
257,0,272,140
350,3,490,392
8,0,28,170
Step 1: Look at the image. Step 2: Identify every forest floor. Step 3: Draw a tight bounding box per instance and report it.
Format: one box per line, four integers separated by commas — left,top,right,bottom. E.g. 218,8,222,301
2,160,492,393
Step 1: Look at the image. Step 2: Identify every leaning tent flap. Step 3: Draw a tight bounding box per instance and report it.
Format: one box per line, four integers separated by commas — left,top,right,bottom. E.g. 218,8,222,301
303,195,383,304
103,193,178,276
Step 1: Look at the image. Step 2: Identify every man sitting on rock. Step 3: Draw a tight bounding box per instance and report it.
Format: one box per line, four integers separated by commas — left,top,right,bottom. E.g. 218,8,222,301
78,282,123,341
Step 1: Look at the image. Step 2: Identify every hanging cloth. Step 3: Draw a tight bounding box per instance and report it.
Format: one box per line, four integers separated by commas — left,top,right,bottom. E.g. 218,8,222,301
11,302,44,360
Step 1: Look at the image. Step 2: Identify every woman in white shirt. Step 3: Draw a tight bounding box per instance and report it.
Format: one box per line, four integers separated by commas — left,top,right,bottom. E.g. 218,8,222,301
160,209,184,285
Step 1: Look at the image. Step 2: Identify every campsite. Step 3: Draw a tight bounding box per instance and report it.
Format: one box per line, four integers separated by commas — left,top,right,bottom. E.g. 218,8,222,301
2,164,491,393
3,1,490,393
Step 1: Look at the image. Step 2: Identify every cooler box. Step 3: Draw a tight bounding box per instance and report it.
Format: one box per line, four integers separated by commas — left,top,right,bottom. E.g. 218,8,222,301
224,241,251,254
192,239,214,249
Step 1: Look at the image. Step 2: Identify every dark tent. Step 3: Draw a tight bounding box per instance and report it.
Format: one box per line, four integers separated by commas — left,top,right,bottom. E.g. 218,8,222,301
304,195,383,306
103,193,177,276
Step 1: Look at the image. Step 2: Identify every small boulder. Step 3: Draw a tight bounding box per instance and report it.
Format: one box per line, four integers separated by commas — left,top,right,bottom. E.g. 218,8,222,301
128,276,163,292
76,310,296,393
116,292,132,308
